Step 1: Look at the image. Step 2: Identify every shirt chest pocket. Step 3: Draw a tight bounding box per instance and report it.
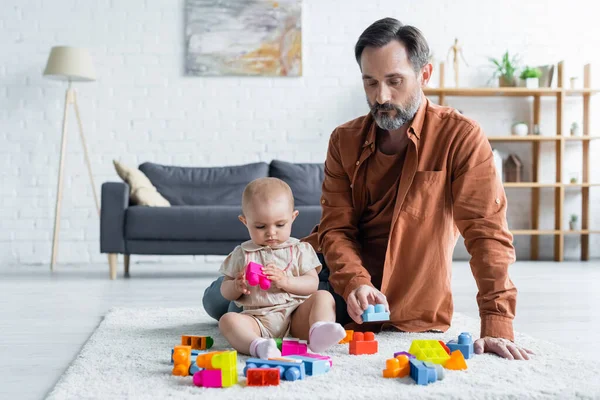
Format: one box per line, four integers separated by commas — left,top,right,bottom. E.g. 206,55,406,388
401,171,446,219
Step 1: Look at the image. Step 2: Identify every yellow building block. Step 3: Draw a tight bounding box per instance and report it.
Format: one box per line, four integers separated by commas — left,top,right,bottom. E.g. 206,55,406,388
408,340,451,365
209,350,238,387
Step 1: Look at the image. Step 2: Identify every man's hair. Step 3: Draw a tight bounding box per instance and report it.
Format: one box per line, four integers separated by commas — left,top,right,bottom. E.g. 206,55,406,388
242,177,294,215
354,17,430,73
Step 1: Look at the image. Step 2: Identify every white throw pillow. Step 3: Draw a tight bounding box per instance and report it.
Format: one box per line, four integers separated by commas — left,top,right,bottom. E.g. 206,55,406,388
112,160,170,207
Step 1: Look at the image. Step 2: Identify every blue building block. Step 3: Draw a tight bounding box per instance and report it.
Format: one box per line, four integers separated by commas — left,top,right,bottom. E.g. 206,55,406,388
244,358,306,381
287,355,330,376
188,361,203,375
423,361,444,381
446,332,474,359
362,304,390,322
409,359,437,386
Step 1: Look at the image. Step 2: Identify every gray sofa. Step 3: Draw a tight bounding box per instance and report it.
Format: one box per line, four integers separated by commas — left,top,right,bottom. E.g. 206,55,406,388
100,160,324,279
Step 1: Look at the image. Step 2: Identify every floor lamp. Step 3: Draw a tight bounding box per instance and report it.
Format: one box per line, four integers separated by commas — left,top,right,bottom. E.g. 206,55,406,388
44,46,99,271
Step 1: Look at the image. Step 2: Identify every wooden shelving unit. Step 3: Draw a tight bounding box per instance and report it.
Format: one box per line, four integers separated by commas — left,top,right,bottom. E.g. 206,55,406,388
425,61,597,261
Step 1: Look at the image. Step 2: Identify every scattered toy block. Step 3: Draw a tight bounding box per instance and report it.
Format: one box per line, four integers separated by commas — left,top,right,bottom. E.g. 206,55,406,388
446,332,474,359
423,361,445,381
281,338,308,356
193,369,222,388
393,351,415,359
287,355,330,376
409,359,437,386
349,331,378,355
362,304,390,322
383,355,410,378
172,345,192,376
438,340,451,355
189,361,202,376
444,350,468,370
181,335,214,350
275,338,283,351
171,348,209,364
339,330,354,344
210,351,238,387
244,358,306,381
246,368,280,387
408,340,451,365
300,352,333,367
245,261,271,290
195,351,223,370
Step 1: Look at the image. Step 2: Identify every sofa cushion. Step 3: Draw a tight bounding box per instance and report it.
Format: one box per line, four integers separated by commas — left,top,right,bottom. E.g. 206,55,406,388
138,162,269,206
125,205,250,241
291,206,321,239
112,160,170,207
269,160,324,206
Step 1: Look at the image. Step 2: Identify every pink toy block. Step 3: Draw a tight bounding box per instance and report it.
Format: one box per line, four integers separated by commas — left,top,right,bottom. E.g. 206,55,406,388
281,339,308,356
245,262,271,290
193,369,222,388
301,352,333,367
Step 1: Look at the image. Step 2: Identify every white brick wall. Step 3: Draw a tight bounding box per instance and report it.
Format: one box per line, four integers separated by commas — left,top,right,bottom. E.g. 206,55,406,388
2,0,599,266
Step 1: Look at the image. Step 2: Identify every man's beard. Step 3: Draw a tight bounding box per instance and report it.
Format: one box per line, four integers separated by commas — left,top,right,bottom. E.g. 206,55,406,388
367,88,421,131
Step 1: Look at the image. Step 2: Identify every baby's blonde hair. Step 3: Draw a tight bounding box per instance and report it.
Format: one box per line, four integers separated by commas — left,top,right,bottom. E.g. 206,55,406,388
242,177,294,216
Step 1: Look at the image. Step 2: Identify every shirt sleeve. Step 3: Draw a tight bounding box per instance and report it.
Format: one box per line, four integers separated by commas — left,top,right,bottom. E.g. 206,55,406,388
318,128,374,300
218,246,246,279
295,242,322,275
451,122,517,341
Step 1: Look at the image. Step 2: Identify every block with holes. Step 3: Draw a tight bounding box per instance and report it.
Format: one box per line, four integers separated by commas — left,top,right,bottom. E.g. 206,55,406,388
349,331,378,355
181,335,214,350
244,358,306,381
408,340,451,365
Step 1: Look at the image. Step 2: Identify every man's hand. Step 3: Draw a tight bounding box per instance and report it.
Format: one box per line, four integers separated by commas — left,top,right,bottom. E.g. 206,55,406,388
234,271,251,295
474,337,534,360
262,263,289,290
346,284,389,324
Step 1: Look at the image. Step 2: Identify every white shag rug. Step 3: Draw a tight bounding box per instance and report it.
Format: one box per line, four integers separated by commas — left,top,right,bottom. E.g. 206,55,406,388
47,307,600,400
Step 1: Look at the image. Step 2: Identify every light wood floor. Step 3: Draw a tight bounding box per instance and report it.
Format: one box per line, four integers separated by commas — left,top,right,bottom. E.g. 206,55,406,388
1,260,599,399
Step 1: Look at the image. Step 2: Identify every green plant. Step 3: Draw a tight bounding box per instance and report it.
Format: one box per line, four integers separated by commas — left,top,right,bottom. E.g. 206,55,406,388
570,177,577,184
570,214,578,222
520,66,542,80
489,51,520,79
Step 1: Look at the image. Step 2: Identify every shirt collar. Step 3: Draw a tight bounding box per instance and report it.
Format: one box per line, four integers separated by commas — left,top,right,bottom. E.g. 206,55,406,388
240,237,299,252
362,91,428,147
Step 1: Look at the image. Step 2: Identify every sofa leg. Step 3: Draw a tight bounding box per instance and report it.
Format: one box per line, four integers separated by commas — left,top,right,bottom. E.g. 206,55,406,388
108,253,117,280
124,254,130,278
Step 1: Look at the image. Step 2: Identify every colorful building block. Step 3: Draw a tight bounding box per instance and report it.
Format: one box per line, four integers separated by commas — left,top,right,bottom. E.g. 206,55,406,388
349,331,378,355
195,351,223,369
189,361,203,375
300,353,333,367
171,348,209,364
281,338,308,356
393,351,415,359
275,338,283,351
193,369,221,388
423,361,444,380
339,330,354,344
438,340,451,355
446,332,474,359
287,355,330,376
181,335,214,350
245,261,271,290
408,340,451,365
409,359,437,386
246,368,280,387
383,355,410,378
362,304,390,322
444,350,468,370
172,345,192,376
244,358,306,381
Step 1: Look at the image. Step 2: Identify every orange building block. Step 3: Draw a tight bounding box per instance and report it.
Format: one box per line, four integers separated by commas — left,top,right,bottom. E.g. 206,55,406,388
349,332,378,355
444,350,468,370
246,368,280,387
181,335,214,350
339,330,354,344
382,355,410,378
195,351,224,369
172,345,192,376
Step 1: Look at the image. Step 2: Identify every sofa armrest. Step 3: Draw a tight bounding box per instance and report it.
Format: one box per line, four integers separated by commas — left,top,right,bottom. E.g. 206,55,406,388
100,182,129,254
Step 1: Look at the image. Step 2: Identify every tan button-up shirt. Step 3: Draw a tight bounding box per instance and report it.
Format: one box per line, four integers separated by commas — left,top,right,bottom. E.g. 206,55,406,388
304,95,517,341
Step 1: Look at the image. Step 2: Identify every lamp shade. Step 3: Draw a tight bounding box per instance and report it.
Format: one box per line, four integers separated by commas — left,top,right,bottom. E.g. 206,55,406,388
43,46,96,82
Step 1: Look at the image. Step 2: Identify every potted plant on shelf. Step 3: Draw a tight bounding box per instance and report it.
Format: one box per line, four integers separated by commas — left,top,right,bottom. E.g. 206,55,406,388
489,51,519,87
519,66,542,88
569,214,578,231
570,122,581,136
511,121,529,136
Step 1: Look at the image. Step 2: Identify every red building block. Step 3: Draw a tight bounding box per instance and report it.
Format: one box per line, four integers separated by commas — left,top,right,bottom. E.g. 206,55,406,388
246,368,280,387
438,340,451,355
349,332,378,355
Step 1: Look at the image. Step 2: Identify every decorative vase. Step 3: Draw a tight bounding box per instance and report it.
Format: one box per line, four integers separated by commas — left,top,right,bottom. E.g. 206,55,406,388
512,123,529,136
525,78,539,88
569,221,578,231
537,65,554,87
499,75,516,87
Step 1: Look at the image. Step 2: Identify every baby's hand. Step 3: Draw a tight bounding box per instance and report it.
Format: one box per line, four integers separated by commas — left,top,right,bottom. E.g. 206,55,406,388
262,263,289,290
234,271,251,295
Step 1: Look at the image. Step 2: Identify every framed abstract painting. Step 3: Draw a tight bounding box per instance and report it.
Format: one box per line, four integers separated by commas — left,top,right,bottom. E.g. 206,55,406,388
185,0,302,77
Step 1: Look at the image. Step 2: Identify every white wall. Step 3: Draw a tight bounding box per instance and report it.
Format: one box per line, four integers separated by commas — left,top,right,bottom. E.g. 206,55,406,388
1,0,599,266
